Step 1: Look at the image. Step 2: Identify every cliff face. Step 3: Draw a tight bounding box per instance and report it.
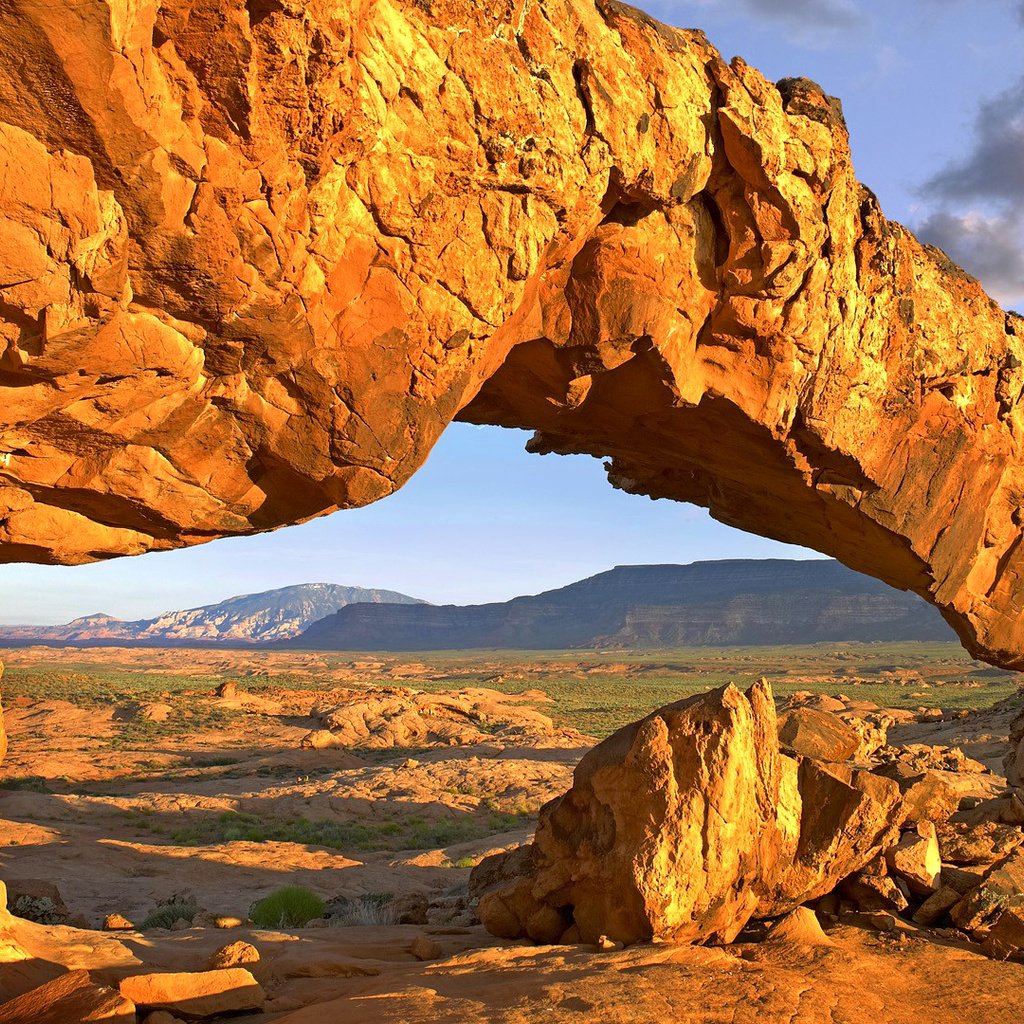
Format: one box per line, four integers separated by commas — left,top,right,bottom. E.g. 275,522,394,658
290,560,953,650
1,1,1023,664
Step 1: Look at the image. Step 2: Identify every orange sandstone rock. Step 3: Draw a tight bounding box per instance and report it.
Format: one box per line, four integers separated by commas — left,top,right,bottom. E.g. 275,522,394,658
473,680,904,945
118,968,264,1017
1,1,1023,666
0,970,135,1024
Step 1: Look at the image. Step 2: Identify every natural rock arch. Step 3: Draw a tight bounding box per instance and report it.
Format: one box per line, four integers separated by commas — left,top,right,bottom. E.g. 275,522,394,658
1,0,1023,664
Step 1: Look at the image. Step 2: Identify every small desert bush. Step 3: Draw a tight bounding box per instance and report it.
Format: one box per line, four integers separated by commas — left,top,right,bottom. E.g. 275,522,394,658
327,893,399,927
141,896,198,930
249,886,325,928
10,895,67,925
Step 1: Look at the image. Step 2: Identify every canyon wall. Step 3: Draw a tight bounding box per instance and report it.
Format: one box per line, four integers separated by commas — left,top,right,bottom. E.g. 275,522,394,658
1,1,1023,663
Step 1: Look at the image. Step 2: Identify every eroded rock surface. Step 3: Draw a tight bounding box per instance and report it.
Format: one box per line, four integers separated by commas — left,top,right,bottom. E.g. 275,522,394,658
473,680,905,945
0,1,1023,665
1005,708,1024,787
301,686,586,750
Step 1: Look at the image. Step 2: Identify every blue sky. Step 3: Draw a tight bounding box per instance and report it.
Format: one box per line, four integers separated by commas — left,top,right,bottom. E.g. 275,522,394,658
2,0,1022,623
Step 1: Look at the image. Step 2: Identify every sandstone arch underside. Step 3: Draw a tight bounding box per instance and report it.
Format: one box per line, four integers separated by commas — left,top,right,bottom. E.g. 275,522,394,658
1,0,1023,664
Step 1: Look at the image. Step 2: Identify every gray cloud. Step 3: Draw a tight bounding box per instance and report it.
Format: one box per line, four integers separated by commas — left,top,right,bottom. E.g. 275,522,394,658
917,209,1024,305
917,75,1024,305
737,0,862,28
924,78,1024,203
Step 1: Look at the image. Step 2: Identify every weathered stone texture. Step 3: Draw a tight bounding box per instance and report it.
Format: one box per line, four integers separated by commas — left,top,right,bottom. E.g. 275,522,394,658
473,680,905,945
2,1,1023,664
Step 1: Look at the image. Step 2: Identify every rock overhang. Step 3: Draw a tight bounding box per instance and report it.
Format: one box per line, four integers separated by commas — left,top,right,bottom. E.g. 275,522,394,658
0,0,1022,665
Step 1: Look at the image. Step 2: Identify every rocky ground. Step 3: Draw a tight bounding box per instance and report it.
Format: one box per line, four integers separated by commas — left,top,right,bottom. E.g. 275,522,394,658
1,662,1024,1021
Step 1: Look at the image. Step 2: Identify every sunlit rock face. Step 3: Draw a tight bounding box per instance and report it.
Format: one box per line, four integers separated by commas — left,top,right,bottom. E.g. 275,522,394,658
472,680,905,946
1,1,1023,664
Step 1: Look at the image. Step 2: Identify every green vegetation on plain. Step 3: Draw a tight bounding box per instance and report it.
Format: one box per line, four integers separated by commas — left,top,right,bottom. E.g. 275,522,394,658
1,641,1020,741
131,808,530,852
249,886,325,928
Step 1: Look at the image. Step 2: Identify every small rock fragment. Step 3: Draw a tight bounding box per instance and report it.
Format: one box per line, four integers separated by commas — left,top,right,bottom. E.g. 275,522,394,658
207,941,260,970
886,822,941,896
912,886,961,926
764,907,832,946
103,914,135,932
981,907,1024,961
410,935,443,961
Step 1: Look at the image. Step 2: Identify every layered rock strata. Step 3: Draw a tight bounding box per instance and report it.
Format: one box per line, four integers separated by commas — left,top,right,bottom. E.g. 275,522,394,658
1,1,1023,665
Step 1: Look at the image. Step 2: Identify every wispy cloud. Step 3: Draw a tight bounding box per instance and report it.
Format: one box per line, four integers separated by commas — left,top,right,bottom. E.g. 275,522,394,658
737,0,862,28
916,75,1024,306
917,209,1024,303
661,0,865,43
924,78,1024,204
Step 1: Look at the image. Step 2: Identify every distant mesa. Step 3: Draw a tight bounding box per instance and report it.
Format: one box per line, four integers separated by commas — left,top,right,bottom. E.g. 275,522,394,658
0,583,423,646
0,559,954,650
284,560,956,651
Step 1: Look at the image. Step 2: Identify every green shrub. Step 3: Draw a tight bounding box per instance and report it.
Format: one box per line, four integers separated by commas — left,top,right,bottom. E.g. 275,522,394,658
249,886,325,928
141,897,198,930
0,776,50,792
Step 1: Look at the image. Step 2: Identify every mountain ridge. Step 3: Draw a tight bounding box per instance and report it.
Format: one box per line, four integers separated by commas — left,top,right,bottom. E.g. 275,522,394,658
0,562,960,650
285,560,958,651
0,583,424,645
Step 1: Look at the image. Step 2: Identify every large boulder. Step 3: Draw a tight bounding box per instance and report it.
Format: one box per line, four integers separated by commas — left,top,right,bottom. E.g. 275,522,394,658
873,762,960,825
119,969,264,1018
473,680,904,945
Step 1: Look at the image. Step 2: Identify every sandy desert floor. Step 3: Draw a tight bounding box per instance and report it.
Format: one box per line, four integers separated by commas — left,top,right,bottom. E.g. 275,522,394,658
1,644,1023,1021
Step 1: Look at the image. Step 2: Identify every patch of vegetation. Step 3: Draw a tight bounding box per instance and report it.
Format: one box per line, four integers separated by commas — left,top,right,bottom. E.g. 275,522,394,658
326,892,398,926
441,855,480,869
141,895,199,930
10,895,67,925
249,886,325,928
167,808,529,852
0,775,50,792
4,641,1020,744
193,754,243,767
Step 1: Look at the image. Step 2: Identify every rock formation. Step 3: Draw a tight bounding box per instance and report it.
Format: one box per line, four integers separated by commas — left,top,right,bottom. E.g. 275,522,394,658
0,1,1023,666
473,679,905,945
301,686,584,749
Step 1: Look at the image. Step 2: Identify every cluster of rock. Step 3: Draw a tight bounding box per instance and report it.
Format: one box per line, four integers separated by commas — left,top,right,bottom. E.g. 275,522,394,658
0,890,264,1023
471,680,1024,960
0,874,459,1022
301,687,585,750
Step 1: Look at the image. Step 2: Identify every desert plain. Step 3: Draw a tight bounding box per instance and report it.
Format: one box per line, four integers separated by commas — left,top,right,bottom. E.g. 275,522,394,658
2,643,1024,1021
